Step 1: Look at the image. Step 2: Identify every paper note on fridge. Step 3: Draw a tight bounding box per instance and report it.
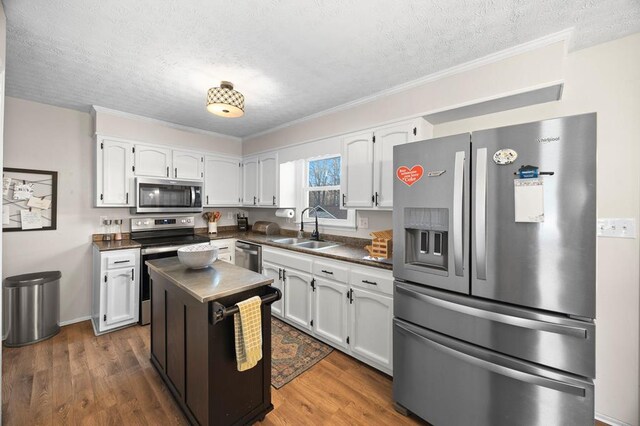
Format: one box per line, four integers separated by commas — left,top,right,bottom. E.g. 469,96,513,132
514,179,544,223
27,197,52,210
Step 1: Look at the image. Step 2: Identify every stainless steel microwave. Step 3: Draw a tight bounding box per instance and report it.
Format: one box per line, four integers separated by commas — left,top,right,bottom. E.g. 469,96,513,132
134,178,203,214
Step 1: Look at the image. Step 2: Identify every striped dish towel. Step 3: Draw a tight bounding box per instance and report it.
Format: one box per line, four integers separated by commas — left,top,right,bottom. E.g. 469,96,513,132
234,296,263,372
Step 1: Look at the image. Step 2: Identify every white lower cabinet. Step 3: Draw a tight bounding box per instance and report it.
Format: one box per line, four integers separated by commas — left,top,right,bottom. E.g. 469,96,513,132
104,268,137,326
92,247,140,335
263,261,284,318
262,246,393,374
349,287,393,372
313,277,349,350
283,269,313,331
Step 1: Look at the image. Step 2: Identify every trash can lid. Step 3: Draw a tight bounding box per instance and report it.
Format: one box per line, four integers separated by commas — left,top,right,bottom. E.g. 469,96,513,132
4,271,62,288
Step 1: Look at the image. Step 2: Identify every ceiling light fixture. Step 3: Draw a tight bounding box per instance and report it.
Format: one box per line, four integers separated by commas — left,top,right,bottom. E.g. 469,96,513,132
206,81,245,118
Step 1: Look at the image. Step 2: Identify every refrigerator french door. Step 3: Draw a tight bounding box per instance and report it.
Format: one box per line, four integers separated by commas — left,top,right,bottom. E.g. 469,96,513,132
392,113,597,426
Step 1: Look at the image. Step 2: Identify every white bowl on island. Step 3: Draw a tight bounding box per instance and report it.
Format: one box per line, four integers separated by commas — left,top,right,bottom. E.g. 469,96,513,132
177,243,218,269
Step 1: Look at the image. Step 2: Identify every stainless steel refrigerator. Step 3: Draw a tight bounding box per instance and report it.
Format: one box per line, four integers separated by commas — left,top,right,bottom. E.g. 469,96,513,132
392,113,596,426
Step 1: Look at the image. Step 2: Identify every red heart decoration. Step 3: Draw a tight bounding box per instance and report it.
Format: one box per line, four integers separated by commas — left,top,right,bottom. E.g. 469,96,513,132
396,165,424,186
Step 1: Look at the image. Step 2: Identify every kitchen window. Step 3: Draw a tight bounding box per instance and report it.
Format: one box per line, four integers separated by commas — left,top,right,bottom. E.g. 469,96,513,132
303,155,355,228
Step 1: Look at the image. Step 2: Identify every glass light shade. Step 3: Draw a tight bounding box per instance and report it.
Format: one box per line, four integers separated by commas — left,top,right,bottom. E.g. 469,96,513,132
206,81,245,118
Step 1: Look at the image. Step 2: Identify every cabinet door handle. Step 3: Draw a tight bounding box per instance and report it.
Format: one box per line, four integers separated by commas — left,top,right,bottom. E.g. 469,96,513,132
175,167,178,178
126,192,129,204
113,260,130,264
342,193,346,206
272,195,276,206
253,196,257,205
375,192,379,206
166,166,169,177
278,268,282,280
321,269,334,275
131,268,135,281
362,279,377,286
206,195,209,204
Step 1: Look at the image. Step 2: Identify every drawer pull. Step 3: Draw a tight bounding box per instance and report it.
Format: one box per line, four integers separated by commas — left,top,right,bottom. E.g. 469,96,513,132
362,279,377,286
114,260,130,264
321,269,334,275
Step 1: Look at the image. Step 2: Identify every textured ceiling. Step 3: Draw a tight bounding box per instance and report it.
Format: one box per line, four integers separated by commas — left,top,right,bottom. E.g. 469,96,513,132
4,0,640,138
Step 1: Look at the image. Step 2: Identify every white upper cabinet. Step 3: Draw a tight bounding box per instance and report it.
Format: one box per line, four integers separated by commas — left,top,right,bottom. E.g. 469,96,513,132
341,118,431,210
258,153,279,206
173,150,203,180
134,144,172,178
97,138,134,206
242,156,259,206
341,131,374,208
373,121,418,208
204,155,242,206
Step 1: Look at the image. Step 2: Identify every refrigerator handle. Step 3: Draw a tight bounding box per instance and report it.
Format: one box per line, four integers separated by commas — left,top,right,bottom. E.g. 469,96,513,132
453,151,465,276
395,283,588,339
475,148,488,280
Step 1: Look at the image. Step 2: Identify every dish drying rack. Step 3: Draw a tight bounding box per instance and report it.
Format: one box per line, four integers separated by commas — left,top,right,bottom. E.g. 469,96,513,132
365,229,393,259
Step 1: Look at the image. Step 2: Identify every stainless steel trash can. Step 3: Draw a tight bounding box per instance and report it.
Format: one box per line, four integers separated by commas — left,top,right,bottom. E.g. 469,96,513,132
3,271,61,347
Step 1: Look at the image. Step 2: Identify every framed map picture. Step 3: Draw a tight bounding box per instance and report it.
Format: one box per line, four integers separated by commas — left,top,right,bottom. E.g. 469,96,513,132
2,168,58,232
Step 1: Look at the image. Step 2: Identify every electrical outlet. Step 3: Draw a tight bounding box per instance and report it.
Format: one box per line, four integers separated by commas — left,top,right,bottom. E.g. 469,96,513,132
597,218,636,238
227,212,233,220
358,216,369,229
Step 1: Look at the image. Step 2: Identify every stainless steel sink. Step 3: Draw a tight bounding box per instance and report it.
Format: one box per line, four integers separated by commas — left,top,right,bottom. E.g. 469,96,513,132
294,240,341,250
270,237,306,244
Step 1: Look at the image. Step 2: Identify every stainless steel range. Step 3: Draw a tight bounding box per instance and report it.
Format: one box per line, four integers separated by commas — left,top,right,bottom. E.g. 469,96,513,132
131,216,210,325
392,113,597,425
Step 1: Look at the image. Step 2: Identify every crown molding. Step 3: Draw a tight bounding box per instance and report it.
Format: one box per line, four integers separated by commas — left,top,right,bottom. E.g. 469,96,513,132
91,105,242,142
244,28,574,141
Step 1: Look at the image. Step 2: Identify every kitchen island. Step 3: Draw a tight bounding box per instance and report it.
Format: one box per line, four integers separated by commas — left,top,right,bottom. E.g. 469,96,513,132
146,257,278,426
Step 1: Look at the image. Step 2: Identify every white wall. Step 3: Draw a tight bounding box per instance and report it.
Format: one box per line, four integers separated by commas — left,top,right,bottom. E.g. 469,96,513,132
2,97,243,324
94,108,241,156
433,34,640,426
244,33,640,425
242,40,566,155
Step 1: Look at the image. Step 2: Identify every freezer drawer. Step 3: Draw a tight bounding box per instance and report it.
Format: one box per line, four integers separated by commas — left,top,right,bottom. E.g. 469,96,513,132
393,319,594,426
394,281,595,378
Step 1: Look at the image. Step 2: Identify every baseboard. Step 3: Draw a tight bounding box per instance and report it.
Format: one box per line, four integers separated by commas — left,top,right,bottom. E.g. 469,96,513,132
59,316,92,327
596,412,631,426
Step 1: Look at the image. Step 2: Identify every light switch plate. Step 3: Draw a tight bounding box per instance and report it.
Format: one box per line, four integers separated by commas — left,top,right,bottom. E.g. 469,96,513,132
358,216,369,229
597,218,636,238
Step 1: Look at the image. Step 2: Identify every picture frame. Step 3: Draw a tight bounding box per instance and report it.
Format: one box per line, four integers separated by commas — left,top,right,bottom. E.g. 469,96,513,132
2,167,58,232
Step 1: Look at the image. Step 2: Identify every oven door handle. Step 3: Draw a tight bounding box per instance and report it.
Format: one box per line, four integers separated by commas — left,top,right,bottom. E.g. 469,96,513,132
141,246,186,255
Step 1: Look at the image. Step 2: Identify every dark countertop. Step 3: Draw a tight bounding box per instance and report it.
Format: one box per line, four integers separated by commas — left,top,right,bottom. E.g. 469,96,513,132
146,257,273,303
93,239,142,251
201,230,393,270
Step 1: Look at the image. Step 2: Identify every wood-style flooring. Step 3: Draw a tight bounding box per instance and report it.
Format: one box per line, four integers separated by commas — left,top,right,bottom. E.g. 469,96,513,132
2,321,423,425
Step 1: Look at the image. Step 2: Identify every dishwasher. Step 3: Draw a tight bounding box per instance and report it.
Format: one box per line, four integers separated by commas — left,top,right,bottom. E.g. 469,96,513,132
235,241,262,273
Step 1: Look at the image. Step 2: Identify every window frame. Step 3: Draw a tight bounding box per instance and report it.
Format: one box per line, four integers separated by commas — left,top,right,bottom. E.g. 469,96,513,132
301,154,356,229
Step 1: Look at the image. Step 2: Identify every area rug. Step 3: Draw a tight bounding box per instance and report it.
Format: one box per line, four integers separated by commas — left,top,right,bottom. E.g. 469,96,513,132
271,318,333,389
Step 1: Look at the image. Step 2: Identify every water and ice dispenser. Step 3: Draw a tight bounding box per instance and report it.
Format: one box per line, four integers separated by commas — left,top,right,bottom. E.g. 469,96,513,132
403,208,449,274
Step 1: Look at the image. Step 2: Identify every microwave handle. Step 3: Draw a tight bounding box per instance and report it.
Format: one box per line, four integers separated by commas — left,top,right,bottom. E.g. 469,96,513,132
191,186,196,207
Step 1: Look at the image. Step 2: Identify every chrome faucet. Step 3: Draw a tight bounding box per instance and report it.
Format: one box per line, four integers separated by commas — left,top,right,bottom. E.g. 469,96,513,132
299,207,320,241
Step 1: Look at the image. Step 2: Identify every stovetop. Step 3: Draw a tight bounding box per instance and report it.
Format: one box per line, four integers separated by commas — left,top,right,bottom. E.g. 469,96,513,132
132,234,210,248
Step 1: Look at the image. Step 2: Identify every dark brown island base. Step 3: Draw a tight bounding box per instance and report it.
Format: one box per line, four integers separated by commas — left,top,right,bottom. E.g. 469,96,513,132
146,257,280,425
